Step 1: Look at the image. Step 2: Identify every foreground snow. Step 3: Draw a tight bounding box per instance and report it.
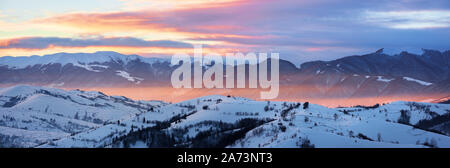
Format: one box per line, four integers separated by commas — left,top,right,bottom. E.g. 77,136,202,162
1,85,449,148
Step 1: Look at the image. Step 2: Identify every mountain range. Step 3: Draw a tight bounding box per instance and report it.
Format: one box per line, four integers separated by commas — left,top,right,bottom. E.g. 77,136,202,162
0,49,449,106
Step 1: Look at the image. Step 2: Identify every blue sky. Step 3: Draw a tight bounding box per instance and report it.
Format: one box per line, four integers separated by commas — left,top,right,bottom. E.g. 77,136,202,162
0,0,449,64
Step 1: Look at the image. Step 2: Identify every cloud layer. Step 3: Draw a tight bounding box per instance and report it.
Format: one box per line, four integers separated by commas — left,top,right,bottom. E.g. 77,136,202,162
0,0,449,63
0,37,193,49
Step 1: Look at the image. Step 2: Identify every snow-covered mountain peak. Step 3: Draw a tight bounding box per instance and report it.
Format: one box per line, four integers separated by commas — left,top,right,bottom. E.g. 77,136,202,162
0,51,168,69
0,85,84,98
0,85,43,97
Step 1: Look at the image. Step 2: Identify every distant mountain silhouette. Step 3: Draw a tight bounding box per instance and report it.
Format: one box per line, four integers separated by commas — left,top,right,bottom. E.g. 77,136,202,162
0,49,449,100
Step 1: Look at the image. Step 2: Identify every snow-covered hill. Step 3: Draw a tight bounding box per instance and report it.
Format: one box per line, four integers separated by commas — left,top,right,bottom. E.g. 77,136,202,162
1,85,449,148
0,85,165,147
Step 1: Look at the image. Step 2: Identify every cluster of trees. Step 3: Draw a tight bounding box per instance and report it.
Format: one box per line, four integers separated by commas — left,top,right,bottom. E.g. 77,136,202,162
2,96,23,107
191,118,272,148
339,109,362,113
280,103,301,120
112,126,176,148
303,102,309,109
279,124,287,132
398,110,411,125
356,133,374,141
414,112,450,135
1,115,16,122
111,110,200,147
264,101,275,111
417,138,438,148
235,112,259,116
347,130,374,141
333,113,339,121
353,104,380,109
407,102,438,117
296,137,315,148
74,112,103,124
177,104,196,111
0,134,22,148
111,117,272,148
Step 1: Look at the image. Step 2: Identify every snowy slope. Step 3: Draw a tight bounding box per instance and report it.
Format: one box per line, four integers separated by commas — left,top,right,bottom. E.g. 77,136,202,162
51,95,450,148
0,85,165,147
232,102,450,148
161,96,450,148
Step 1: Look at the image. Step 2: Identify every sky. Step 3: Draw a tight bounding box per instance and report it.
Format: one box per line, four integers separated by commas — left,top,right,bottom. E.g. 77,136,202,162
0,0,449,64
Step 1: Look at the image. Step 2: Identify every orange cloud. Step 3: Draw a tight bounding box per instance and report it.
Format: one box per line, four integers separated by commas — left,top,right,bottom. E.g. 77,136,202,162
30,0,258,40
0,44,240,58
119,0,245,11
